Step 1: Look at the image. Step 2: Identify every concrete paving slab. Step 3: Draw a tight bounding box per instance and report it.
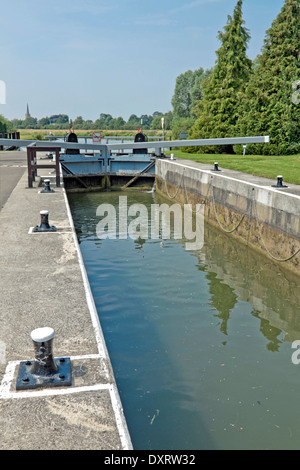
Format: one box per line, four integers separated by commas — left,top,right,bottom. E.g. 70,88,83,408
0,389,122,450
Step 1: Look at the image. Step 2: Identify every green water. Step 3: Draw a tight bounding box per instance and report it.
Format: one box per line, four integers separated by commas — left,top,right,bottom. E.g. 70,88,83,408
68,190,300,450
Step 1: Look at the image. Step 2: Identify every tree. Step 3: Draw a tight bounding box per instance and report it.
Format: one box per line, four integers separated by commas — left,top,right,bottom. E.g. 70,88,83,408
73,116,84,128
99,113,113,122
151,111,173,130
0,114,8,133
152,111,163,118
113,116,126,130
38,117,50,128
171,117,195,139
10,119,23,129
190,68,213,107
237,0,300,155
84,120,94,129
171,67,212,139
140,114,153,129
171,68,209,120
124,114,140,130
56,114,69,125
189,0,252,153
23,116,38,129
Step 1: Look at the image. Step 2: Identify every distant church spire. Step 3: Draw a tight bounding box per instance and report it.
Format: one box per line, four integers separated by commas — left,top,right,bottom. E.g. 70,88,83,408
25,103,31,119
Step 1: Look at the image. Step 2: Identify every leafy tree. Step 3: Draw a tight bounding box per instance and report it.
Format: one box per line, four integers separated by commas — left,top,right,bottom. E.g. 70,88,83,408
237,0,300,155
0,114,8,133
140,114,153,129
189,0,252,153
113,116,126,130
190,68,213,107
38,117,50,128
171,117,195,139
124,114,141,130
171,67,212,139
99,113,113,123
73,116,84,128
23,116,38,129
56,114,69,125
151,111,173,130
94,113,113,129
10,119,23,129
171,68,209,121
93,118,102,129
84,120,94,129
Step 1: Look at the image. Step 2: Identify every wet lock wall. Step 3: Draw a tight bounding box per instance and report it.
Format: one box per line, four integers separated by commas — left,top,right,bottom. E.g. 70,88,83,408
156,159,300,276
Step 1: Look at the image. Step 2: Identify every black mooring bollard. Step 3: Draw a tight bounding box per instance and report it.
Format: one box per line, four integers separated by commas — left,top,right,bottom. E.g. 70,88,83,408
272,175,288,188
33,210,57,232
16,327,72,390
30,327,58,376
213,162,221,172
41,179,54,193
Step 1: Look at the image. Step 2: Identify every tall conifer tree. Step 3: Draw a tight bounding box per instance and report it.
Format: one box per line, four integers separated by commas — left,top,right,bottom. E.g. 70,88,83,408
189,0,252,153
238,0,300,155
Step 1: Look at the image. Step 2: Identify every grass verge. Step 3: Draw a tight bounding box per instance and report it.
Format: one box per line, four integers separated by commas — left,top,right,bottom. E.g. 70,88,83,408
166,149,300,185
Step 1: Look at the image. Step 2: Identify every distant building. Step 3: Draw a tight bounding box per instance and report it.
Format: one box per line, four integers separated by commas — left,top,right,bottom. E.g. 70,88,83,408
25,104,31,119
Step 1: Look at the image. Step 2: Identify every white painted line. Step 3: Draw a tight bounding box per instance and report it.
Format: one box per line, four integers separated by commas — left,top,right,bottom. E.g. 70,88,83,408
167,160,300,201
0,361,16,398
0,354,105,399
70,353,102,361
28,226,73,234
2,379,111,401
109,384,134,450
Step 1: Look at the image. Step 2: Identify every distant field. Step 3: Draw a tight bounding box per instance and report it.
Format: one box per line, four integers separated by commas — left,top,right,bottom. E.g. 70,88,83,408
167,149,300,185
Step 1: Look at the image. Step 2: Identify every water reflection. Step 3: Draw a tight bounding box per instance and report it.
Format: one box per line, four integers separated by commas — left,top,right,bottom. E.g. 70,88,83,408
251,310,282,352
69,190,300,350
199,221,300,348
134,237,147,252
68,190,300,450
206,271,237,337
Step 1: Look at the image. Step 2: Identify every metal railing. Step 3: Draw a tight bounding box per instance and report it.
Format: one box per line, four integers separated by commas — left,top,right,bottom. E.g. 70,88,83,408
27,143,61,188
0,136,270,188
0,135,270,154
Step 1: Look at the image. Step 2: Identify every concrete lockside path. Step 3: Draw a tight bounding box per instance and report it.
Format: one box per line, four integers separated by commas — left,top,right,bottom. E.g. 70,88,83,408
0,154,132,450
0,151,27,210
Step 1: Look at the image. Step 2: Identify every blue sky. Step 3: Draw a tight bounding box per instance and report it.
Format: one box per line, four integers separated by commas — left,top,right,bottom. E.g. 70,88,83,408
0,0,285,122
